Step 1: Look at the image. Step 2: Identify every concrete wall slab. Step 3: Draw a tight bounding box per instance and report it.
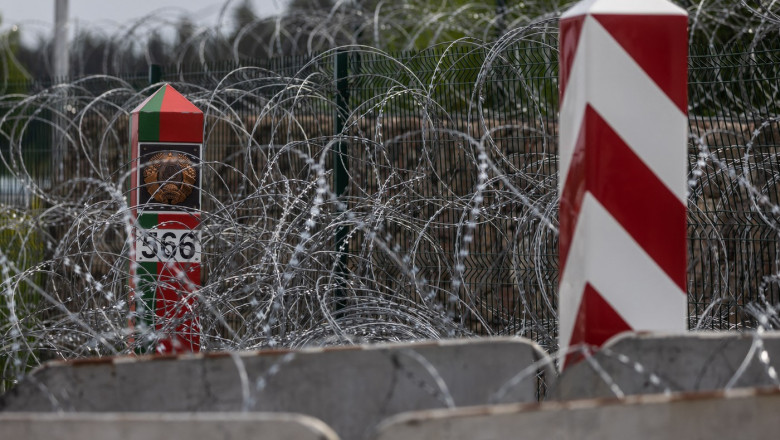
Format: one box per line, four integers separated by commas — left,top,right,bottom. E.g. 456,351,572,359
1,337,552,440
0,412,338,440
551,331,780,400
374,387,780,440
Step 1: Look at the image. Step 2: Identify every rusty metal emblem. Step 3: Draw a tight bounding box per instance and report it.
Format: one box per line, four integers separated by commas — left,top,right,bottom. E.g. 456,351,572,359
143,152,196,205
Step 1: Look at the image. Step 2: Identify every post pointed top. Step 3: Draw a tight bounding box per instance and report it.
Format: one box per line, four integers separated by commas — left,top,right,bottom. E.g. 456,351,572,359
131,84,203,143
561,0,687,19
131,84,201,115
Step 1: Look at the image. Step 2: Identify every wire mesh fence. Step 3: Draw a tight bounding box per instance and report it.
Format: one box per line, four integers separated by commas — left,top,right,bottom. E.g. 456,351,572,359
1,38,779,363
687,43,780,330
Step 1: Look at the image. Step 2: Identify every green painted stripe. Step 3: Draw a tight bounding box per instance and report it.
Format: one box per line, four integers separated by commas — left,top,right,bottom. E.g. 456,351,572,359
137,262,158,326
128,113,135,198
138,87,166,141
135,261,159,354
138,213,159,229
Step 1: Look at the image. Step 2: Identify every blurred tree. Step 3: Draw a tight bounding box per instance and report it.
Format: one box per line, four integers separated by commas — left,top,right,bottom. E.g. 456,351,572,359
1,0,776,79
273,0,571,53
171,17,200,66
145,31,168,66
0,14,31,91
288,0,336,12
229,0,276,60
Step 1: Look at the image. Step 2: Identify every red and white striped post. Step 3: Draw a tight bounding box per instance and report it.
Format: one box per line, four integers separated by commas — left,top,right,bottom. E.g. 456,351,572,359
558,0,689,367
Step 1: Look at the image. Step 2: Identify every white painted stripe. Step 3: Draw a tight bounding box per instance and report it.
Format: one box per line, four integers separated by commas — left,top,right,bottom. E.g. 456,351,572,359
561,0,687,19
558,193,687,357
559,15,688,203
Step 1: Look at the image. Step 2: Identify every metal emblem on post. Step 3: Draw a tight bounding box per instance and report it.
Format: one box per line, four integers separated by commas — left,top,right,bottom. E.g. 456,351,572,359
138,144,200,210
143,152,196,205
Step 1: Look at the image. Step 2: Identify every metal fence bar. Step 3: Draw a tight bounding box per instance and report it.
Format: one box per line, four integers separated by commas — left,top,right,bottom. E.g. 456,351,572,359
334,50,350,309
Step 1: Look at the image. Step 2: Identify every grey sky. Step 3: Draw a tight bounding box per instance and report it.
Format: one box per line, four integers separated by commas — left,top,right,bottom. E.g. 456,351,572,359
0,0,287,45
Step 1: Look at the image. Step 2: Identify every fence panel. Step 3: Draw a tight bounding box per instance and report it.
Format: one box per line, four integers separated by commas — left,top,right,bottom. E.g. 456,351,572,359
687,44,780,330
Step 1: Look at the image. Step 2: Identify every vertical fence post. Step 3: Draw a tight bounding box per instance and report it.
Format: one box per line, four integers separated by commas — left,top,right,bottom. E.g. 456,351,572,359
333,50,350,306
148,64,162,85
51,0,69,186
557,0,689,367
496,0,507,38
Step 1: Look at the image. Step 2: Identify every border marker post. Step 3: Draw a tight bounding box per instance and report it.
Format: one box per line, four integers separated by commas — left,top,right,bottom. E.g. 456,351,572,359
129,84,204,354
558,0,689,366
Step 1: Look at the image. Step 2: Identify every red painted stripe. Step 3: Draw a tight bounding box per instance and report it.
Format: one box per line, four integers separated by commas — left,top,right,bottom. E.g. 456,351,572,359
558,113,588,277
159,85,201,114
565,282,632,368
157,212,200,229
559,15,586,104
159,111,204,143
158,85,203,143
129,113,139,214
560,106,686,290
155,262,201,353
584,107,686,290
594,14,688,114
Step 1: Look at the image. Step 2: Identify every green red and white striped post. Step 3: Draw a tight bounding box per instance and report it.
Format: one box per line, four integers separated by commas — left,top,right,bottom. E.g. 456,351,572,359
129,84,203,354
558,0,689,367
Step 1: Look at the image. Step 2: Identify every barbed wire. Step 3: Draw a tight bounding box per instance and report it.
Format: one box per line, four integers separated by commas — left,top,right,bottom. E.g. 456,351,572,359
0,0,778,396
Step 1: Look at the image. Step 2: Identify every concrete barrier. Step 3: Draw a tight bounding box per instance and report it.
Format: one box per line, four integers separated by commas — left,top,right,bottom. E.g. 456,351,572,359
0,412,339,440
373,387,780,440
551,331,780,400
0,337,552,440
